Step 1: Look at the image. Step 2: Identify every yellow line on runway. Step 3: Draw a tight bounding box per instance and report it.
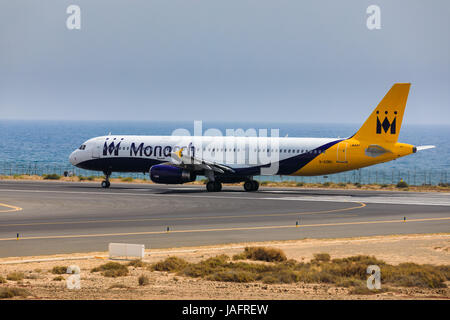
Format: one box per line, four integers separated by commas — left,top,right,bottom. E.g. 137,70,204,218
0,216,448,241
0,202,22,213
0,202,366,227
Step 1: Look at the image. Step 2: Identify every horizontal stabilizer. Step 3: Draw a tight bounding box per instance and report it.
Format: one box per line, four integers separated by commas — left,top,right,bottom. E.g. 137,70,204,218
365,144,392,157
416,145,436,151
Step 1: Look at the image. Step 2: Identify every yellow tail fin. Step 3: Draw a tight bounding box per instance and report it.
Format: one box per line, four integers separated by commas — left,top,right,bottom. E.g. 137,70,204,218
353,83,411,144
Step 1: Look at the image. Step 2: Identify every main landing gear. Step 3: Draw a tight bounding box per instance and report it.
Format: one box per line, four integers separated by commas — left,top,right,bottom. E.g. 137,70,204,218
243,180,259,192
206,180,259,192
101,172,111,188
206,181,222,192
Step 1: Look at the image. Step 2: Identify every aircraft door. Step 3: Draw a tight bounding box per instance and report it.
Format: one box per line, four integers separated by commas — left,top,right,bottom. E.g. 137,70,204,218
336,142,348,163
92,143,101,159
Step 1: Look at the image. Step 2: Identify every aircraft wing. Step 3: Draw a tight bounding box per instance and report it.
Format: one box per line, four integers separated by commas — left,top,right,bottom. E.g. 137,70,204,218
169,148,235,174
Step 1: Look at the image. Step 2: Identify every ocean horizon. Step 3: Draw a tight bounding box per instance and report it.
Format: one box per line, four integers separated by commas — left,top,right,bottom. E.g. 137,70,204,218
0,120,448,185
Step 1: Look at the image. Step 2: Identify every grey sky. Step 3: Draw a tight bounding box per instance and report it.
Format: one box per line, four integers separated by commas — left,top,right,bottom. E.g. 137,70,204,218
1,0,449,124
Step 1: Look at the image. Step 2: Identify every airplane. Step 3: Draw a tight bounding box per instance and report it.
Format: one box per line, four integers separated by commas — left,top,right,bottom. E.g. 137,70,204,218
69,83,435,192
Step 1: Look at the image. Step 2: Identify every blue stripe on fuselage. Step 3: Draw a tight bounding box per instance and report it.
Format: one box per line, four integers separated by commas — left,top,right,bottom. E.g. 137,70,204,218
233,139,342,176
76,139,342,176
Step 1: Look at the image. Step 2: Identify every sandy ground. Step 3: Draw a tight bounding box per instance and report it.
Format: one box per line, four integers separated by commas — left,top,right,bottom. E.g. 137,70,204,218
0,233,449,300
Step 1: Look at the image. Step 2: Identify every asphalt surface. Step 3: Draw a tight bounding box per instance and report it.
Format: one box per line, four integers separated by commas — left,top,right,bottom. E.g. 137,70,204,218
0,180,449,257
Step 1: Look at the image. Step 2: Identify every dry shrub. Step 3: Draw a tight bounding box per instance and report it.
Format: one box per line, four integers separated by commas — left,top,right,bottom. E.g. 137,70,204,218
103,269,128,278
149,252,449,290
43,174,60,180
51,266,68,274
349,284,382,295
312,253,331,263
241,247,287,262
232,252,246,260
437,265,450,280
262,270,299,284
182,255,230,278
207,270,256,283
0,287,31,299
335,277,363,288
325,256,386,279
151,256,188,272
128,260,147,268
7,272,24,281
382,263,447,288
91,262,129,277
296,269,323,283
396,180,409,188
138,275,150,286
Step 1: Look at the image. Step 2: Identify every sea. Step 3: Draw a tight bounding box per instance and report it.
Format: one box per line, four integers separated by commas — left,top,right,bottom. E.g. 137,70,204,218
0,120,448,185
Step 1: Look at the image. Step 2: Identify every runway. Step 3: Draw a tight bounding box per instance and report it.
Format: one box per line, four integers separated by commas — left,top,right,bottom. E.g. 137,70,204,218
0,180,449,257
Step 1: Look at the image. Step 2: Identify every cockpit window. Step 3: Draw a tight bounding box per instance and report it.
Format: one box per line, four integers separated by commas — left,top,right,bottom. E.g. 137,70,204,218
79,144,86,150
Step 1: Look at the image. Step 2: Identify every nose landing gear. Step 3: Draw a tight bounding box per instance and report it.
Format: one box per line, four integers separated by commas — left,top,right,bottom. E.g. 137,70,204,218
101,180,110,188
101,171,111,188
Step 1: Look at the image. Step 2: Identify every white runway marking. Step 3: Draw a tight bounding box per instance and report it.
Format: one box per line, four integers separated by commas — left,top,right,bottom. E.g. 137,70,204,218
0,188,317,202
126,187,200,191
263,196,450,206
0,188,449,206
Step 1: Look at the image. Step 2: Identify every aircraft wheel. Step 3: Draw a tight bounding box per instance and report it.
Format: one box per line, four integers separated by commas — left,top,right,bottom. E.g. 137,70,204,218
244,181,254,192
253,180,259,191
101,180,110,188
206,181,215,192
214,181,222,192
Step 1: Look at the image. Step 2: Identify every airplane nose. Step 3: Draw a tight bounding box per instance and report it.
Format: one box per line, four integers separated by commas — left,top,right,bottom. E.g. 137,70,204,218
69,151,77,165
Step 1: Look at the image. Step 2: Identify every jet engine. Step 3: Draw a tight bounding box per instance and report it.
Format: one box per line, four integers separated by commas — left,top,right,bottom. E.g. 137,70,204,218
150,164,196,184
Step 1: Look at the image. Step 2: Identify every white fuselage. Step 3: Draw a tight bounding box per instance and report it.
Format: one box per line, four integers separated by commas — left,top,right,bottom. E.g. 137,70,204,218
70,135,338,174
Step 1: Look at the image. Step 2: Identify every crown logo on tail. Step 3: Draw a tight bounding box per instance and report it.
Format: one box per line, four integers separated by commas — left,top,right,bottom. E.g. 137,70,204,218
376,110,397,134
